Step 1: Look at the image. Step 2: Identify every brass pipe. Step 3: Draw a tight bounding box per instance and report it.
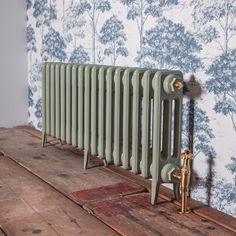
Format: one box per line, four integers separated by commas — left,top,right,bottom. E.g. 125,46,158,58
171,150,194,214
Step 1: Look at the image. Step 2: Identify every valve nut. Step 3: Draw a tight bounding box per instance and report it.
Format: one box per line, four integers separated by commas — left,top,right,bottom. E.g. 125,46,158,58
161,163,180,183
163,74,182,94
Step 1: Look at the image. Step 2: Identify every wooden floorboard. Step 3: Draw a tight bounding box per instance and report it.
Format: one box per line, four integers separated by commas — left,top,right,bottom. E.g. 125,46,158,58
70,182,146,205
0,128,135,196
0,127,235,235
84,193,233,236
0,229,7,236
0,156,120,236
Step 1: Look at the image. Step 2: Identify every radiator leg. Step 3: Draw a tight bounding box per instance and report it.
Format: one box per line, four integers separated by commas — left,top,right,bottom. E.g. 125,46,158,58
0,151,5,156
102,157,108,167
173,182,180,200
151,180,160,205
84,150,90,169
42,133,47,147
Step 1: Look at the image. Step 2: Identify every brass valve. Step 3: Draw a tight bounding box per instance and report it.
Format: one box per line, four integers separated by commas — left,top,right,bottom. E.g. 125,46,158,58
163,74,183,94
174,81,183,90
171,150,194,214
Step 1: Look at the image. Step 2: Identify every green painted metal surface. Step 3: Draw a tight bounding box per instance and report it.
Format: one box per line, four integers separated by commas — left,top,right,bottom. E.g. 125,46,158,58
42,62,183,204
60,64,66,142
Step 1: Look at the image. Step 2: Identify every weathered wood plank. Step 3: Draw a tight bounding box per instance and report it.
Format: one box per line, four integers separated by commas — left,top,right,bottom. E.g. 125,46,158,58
71,182,146,205
159,187,236,233
0,197,36,226
0,128,129,195
3,213,60,236
90,147,236,233
0,156,120,236
0,229,7,236
84,193,234,236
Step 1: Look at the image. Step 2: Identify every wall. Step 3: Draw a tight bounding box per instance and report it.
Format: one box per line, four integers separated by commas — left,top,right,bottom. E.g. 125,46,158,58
0,0,28,127
26,0,236,217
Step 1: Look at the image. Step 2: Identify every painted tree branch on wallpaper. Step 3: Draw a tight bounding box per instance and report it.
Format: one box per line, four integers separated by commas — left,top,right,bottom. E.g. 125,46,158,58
42,28,67,61
226,157,236,188
62,3,89,64
142,17,202,71
80,0,111,63
190,0,236,216
33,0,50,40
121,0,178,66
27,24,37,71
182,102,216,159
191,0,236,133
100,15,128,65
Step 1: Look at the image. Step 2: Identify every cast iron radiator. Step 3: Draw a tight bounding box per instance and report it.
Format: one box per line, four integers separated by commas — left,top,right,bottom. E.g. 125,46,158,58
42,62,183,204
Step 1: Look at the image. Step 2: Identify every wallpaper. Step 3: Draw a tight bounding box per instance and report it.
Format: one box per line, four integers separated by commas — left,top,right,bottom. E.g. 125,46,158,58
26,0,236,217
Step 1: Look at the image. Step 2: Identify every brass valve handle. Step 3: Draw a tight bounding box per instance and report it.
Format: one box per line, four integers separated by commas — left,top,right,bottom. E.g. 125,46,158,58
181,150,194,161
179,150,194,214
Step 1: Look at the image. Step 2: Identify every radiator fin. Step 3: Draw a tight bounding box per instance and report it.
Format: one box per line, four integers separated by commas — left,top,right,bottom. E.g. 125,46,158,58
113,68,124,166
84,66,91,157
77,65,84,149
141,70,152,178
72,65,78,146
45,63,51,135
42,63,184,205
55,64,60,139
66,65,72,144
60,64,66,142
91,66,98,155
121,69,132,170
131,70,142,174
98,67,106,159
105,68,114,164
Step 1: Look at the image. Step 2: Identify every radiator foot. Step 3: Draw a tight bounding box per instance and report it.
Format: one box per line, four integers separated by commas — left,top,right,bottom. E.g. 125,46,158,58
173,182,180,200
102,158,108,167
84,150,90,169
0,151,5,156
42,133,47,147
151,181,160,205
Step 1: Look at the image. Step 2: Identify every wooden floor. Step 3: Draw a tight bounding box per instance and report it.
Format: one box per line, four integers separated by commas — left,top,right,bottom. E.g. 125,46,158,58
0,127,235,236
0,152,121,235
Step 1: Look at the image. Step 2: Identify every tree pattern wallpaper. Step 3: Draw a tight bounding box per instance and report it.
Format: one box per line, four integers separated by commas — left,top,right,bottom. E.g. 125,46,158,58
26,0,236,217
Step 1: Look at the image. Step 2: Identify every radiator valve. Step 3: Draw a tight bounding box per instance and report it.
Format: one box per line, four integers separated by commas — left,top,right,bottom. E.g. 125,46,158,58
161,150,194,214
172,150,194,214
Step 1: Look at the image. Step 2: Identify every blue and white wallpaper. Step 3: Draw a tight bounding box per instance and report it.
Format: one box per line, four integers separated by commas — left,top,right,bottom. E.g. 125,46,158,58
26,0,236,217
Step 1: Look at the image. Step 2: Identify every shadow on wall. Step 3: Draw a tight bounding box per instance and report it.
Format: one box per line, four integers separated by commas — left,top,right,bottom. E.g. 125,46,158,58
191,157,215,208
206,156,215,206
184,76,215,207
186,76,235,217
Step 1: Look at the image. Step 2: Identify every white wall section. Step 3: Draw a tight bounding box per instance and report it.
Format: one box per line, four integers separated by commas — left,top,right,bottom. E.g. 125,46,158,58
0,0,27,127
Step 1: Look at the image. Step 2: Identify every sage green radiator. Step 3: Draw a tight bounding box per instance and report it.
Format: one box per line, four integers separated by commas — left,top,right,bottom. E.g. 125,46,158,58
42,63,183,204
